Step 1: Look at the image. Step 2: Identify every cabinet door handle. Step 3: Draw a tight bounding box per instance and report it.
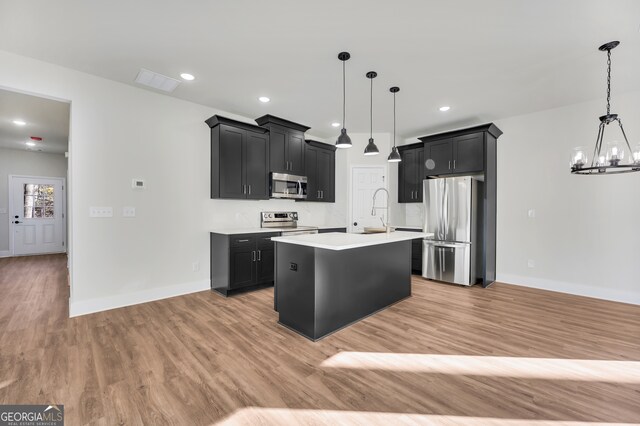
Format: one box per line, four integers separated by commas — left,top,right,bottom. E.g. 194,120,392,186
237,239,250,243
248,185,251,195
320,190,323,199
448,160,451,170
257,250,261,261
453,160,456,169
252,251,256,261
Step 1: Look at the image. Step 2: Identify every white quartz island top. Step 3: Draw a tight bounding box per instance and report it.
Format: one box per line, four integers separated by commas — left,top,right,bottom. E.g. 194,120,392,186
271,231,431,251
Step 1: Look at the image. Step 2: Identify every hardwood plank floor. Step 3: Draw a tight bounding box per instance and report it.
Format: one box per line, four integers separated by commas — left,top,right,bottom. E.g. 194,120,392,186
1,254,639,425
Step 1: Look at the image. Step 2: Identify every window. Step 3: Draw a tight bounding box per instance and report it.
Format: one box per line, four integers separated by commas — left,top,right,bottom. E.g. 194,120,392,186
23,184,54,218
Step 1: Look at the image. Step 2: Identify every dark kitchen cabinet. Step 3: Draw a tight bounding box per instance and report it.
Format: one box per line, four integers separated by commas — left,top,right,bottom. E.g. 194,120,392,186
256,236,276,283
206,115,269,200
398,144,425,203
397,228,424,274
417,123,503,287
211,232,279,296
421,132,485,176
255,115,310,175
318,228,347,233
230,244,256,289
304,140,336,202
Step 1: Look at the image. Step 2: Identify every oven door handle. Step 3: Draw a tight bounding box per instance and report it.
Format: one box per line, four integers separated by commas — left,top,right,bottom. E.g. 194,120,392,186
297,180,302,195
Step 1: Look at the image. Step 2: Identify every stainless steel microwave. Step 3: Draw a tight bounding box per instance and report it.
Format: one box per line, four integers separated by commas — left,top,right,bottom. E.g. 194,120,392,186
270,172,307,199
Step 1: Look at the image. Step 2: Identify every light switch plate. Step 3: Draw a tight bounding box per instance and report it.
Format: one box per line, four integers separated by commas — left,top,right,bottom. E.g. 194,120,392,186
528,209,536,218
90,207,113,218
122,206,136,217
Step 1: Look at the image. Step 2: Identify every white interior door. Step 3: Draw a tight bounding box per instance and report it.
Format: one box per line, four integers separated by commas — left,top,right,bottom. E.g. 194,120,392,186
350,166,386,233
10,176,65,256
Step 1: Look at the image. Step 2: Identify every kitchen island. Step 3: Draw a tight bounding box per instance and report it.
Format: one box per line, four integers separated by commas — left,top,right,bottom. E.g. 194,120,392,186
272,231,430,341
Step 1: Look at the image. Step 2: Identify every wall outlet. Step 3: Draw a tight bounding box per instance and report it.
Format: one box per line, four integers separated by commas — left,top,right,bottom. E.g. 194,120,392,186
89,207,113,217
192,262,200,272
122,206,136,217
132,179,145,189
527,259,535,268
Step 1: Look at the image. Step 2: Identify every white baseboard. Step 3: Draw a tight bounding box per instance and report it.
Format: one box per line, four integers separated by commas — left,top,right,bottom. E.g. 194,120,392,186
496,273,640,306
0,250,10,258
69,279,210,317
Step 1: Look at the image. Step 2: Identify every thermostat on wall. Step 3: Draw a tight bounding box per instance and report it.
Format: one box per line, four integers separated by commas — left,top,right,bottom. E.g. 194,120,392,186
132,179,146,189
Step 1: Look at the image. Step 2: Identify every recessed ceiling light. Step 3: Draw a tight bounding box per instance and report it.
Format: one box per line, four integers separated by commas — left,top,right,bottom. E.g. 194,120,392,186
258,96,270,103
13,119,26,126
331,122,341,127
180,73,195,81
439,106,451,112
26,141,36,147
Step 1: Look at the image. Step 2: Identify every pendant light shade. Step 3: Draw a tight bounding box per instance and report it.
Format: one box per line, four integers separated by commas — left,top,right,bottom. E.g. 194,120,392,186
335,52,352,149
364,71,379,156
388,146,401,162
388,86,401,162
570,41,640,175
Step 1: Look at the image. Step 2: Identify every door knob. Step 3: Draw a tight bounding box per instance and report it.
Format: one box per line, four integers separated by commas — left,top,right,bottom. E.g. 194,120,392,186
353,222,358,226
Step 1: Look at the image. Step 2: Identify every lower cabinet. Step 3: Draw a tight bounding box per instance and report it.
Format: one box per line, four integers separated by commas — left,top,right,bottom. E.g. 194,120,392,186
211,232,279,296
318,228,347,233
397,228,424,275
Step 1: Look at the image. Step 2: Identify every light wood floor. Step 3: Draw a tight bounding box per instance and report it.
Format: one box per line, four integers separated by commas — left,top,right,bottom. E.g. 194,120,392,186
1,254,639,425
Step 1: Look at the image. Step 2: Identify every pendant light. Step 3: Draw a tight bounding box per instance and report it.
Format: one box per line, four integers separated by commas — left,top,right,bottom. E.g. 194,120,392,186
388,86,402,162
335,52,352,149
364,71,380,156
570,41,640,174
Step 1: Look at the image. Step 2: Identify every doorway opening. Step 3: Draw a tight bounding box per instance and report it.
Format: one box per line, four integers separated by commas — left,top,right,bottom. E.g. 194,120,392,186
0,88,70,258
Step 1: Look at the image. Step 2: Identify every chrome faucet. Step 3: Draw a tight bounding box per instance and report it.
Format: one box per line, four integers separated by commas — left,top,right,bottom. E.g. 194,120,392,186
371,187,391,233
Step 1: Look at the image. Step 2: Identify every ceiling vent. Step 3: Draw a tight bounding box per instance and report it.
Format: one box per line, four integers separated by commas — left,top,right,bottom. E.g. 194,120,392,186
134,69,181,92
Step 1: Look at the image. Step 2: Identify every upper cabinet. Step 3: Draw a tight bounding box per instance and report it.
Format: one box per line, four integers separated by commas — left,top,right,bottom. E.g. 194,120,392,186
419,124,502,177
304,140,336,202
255,115,310,176
206,115,270,200
398,144,425,203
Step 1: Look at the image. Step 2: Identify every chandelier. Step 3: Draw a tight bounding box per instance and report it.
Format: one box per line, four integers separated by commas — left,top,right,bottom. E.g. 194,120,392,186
570,41,640,174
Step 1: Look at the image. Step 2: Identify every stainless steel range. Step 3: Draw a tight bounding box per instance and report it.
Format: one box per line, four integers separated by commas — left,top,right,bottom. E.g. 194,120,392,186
260,211,318,235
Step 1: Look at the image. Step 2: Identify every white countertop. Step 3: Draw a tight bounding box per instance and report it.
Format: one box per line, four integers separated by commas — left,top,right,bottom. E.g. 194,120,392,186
271,231,431,251
210,226,346,235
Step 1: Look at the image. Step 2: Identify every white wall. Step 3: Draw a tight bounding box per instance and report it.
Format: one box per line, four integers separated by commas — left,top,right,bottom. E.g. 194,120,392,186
0,50,353,316
0,148,68,255
494,89,640,305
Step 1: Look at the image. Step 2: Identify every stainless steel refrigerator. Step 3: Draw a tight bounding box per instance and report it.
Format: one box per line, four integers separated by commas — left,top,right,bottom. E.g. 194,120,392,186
422,176,483,286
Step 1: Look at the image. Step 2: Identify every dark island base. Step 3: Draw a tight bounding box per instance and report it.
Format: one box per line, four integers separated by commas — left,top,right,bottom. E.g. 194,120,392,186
278,295,411,341
275,240,412,341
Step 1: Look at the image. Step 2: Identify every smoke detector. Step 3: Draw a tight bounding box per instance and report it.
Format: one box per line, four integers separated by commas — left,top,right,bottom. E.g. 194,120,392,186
134,69,181,92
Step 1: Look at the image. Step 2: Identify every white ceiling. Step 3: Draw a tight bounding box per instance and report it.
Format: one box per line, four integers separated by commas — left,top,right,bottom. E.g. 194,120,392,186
1,0,639,140
0,88,70,154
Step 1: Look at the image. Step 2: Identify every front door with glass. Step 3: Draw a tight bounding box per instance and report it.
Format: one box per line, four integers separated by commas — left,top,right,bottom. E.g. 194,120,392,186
10,176,65,256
